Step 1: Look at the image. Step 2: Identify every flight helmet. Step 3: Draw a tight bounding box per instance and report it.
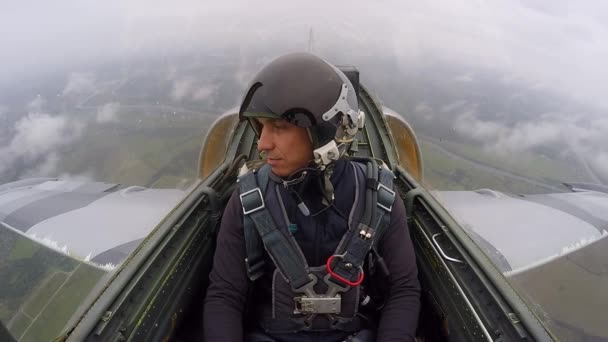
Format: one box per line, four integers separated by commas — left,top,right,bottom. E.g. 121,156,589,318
239,52,364,168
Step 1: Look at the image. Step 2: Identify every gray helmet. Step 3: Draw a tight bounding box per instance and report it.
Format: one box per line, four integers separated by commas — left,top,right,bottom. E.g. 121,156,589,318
239,53,364,167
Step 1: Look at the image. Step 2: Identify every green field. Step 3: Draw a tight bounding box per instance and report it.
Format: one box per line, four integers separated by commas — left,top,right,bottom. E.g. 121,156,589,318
7,312,30,339
433,138,591,184
22,272,68,317
58,105,215,189
420,140,564,194
1,228,107,341
9,239,38,261
19,264,105,342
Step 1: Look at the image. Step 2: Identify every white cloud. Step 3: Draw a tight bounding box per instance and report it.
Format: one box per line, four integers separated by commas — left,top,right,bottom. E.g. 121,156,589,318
169,77,217,102
11,114,83,158
63,72,97,95
453,107,608,181
170,78,193,101
27,96,46,112
1,1,606,108
454,109,574,154
96,102,120,123
25,152,60,178
192,85,214,101
0,113,85,180
454,110,504,143
57,171,95,182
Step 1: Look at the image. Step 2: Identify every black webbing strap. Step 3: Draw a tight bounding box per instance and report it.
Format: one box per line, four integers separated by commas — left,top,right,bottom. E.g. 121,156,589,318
240,167,268,281
330,164,396,284
372,168,396,248
239,165,312,289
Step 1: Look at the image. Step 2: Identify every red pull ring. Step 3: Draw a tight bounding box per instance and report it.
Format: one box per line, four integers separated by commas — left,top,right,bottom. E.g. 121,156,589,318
326,255,364,287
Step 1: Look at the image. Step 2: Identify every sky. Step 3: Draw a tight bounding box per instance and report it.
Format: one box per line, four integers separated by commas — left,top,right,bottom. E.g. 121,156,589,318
1,0,606,105
1,0,607,185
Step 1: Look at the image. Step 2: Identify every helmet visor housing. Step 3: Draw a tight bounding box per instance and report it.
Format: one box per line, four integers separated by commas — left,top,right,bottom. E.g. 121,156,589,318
239,53,358,147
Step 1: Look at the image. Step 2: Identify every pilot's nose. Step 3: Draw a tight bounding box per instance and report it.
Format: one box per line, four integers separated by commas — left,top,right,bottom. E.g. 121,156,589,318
257,124,274,153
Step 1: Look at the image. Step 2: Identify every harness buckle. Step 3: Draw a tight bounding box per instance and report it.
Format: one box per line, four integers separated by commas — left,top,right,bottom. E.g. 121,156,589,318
377,182,395,212
294,296,342,315
240,187,265,215
326,255,365,287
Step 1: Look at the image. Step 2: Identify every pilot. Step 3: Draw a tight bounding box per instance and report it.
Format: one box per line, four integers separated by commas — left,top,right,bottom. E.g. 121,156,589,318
203,53,420,341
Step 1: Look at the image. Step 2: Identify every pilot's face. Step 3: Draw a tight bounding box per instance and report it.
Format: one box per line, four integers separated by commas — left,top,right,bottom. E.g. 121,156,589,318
255,117,313,177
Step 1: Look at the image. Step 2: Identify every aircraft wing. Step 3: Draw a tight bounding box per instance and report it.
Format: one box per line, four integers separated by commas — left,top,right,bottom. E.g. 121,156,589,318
0,178,186,267
436,189,608,339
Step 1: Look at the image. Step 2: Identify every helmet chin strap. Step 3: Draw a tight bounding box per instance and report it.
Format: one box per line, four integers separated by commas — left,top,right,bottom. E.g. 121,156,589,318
306,107,365,207
311,141,341,207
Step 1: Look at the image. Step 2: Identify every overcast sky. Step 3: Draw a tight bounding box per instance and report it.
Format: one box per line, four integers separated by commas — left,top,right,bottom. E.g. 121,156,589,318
1,0,608,184
2,0,607,106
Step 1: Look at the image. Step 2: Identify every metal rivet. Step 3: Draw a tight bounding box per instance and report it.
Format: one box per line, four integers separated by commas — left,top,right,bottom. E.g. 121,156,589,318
102,311,112,322
508,313,520,324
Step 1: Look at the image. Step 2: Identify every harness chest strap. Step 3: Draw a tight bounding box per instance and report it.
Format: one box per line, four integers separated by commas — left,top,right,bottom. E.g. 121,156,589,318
239,161,396,287
237,161,396,332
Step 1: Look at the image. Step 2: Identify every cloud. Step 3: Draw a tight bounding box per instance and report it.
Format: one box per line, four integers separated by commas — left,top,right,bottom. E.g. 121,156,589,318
454,109,579,154
169,77,217,102
96,102,120,123
192,85,215,101
63,72,96,95
389,1,608,107
25,152,60,178
170,78,193,101
27,96,46,112
0,112,85,181
453,107,608,181
56,171,95,182
414,102,435,121
12,114,84,157
1,1,606,109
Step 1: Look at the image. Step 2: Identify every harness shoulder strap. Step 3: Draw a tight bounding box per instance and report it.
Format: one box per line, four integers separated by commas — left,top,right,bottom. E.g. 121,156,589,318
329,159,396,285
239,167,267,281
239,165,312,289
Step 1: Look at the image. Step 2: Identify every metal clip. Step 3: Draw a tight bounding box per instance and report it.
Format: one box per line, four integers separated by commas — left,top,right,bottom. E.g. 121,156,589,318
358,228,374,240
294,296,342,314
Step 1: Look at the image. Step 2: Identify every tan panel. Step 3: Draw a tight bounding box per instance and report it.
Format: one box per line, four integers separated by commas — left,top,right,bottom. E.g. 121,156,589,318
385,114,424,182
198,113,239,179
